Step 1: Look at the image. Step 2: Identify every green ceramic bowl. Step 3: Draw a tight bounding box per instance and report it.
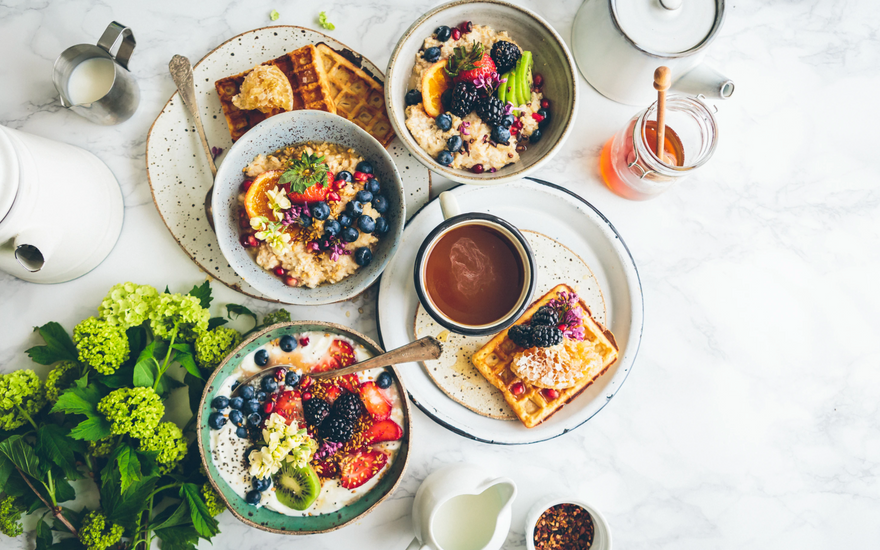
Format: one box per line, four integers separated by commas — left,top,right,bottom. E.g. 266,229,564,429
196,321,411,534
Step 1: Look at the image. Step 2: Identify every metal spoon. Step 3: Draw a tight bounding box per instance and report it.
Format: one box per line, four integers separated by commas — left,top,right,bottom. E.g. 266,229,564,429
230,337,442,396
169,54,217,230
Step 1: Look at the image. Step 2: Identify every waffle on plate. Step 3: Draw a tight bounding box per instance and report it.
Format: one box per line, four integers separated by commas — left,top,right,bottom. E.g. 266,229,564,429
471,284,619,428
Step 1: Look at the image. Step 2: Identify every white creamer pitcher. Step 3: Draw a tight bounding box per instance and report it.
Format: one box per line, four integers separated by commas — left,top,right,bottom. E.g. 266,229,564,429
408,463,517,550
0,125,123,283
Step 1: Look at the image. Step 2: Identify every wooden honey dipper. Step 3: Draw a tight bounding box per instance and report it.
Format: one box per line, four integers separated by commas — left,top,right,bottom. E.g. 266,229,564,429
653,66,671,163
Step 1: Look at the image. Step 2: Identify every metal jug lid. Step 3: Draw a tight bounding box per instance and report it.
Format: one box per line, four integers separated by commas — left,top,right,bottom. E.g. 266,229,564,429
0,127,20,221
613,0,723,56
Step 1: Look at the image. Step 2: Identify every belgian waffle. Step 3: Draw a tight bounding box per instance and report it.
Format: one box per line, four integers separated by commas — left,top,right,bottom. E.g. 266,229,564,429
315,43,395,147
215,44,336,142
471,284,619,428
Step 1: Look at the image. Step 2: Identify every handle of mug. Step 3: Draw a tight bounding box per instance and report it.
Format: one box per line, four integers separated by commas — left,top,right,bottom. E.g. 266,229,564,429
97,21,136,70
439,191,461,220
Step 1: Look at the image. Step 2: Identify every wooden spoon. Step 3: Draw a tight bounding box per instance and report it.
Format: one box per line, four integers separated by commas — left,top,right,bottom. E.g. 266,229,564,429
653,66,671,164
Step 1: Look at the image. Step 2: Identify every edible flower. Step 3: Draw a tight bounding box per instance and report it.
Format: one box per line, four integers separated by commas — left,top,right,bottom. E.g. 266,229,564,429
548,290,586,340
269,9,280,21
256,222,291,253
460,121,471,136
265,186,291,220
250,216,270,232
282,204,311,226
472,72,504,93
248,413,317,479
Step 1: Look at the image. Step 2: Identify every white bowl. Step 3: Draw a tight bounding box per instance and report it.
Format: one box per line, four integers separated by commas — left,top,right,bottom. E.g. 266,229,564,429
385,0,579,185
525,495,612,550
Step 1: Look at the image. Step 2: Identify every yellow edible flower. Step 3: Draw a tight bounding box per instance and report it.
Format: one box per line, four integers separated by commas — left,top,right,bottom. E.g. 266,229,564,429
266,186,291,220
248,413,316,479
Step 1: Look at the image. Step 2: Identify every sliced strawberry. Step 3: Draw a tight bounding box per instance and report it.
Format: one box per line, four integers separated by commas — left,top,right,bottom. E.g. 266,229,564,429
288,182,330,204
455,52,496,83
338,374,360,394
324,385,342,403
363,419,403,445
339,448,388,489
274,390,304,425
313,340,357,373
312,459,339,478
359,382,392,421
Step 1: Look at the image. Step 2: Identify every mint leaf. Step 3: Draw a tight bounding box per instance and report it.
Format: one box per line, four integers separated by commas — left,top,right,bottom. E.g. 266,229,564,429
70,416,113,441
180,483,220,539
133,341,160,388
208,316,228,330
187,280,213,309
117,445,142,494
36,425,81,481
26,322,77,365
0,435,41,479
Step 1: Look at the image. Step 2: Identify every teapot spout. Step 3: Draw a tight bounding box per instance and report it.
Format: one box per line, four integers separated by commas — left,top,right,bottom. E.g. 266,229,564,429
672,64,734,100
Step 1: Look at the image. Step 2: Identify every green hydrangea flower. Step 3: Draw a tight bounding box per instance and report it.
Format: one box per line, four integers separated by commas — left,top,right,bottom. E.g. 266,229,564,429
79,511,123,550
194,327,242,369
88,436,115,458
0,370,46,431
97,387,164,439
261,308,291,326
138,421,187,473
149,293,210,343
0,496,24,537
73,317,130,375
99,282,159,328
45,360,79,402
202,482,226,517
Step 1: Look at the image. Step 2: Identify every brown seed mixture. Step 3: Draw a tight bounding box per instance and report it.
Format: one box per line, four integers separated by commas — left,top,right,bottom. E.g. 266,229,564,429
533,503,594,550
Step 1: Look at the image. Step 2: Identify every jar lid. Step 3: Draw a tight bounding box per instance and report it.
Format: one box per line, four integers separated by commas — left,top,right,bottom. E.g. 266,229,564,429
613,0,721,56
0,127,20,221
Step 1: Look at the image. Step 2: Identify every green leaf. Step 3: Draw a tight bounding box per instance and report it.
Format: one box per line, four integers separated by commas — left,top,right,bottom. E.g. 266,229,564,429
155,524,200,550
69,415,113,441
164,285,171,294
151,501,190,531
102,470,157,528
207,316,228,330
98,363,132,388
27,496,45,514
51,538,87,550
226,304,258,326
188,280,213,309
36,425,81,481
54,476,76,503
75,372,88,388
26,322,77,365
117,444,142,494
51,384,101,416
0,453,13,489
180,483,220,539
2,468,30,498
0,435,42,479
133,340,160,388
156,374,185,397
318,11,336,30
127,325,147,356
173,346,202,380
184,373,207,417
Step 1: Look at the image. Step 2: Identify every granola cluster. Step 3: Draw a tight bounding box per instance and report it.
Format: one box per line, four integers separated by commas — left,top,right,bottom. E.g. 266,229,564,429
533,503,594,550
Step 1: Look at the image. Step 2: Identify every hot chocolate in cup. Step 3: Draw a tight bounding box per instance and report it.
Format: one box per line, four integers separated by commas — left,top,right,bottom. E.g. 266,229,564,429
414,192,536,337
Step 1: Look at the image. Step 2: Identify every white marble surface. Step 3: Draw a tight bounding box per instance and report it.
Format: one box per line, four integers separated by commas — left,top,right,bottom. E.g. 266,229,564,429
1,0,879,549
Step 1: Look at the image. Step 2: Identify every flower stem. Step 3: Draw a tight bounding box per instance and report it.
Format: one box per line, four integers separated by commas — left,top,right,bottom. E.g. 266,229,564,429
153,325,179,391
13,466,77,536
15,403,38,430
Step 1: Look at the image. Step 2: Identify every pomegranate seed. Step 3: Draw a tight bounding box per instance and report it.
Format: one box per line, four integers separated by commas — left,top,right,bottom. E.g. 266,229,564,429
239,217,251,229
510,126,519,135
533,73,544,87
332,179,347,190
240,180,253,192
558,324,568,332
327,171,335,183
531,113,545,123
273,266,286,277
459,21,473,34
240,234,252,247
451,28,462,41
283,275,298,287
303,392,312,401
247,235,259,247
470,164,485,174
510,382,525,396
543,388,559,400
353,171,370,182
263,401,275,414
540,99,550,109
327,192,341,202
299,337,310,347
300,376,312,389
274,368,286,381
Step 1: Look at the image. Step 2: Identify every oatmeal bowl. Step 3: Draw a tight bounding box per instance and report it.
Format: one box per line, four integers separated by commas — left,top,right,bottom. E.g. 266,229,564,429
197,321,411,534
212,110,405,304
385,0,578,184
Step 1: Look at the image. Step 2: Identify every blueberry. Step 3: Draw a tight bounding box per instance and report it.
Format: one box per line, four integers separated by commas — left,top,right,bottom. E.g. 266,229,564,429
435,113,452,131
337,170,353,182
345,200,364,216
236,426,249,438
285,372,300,388
357,215,376,234
254,349,269,366
261,377,278,393
375,217,389,236
366,179,381,195
501,114,515,128
247,413,262,427
245,490,262,505
338,213,352,227
529,128,543,143
243,399,260,414
253,477,272,492
376,372,393,389
229,396,244,410
405,89,421,106
422,47,441,62
341,226,359,243
211,396,229,410
228,409,244,426
371,195,389,214
491,125,511,145
356,160,373,174
446,135,463,152
320,220,340,238
299,214,312,228
256,391,268,403
437,151,453,166
240,385,255,400
537,108,550,126
354,247,373,266
279,334,297,352
208,412,227,430
311,201,330,220
356,190,373,203
231,381,241,391
434,25,452,42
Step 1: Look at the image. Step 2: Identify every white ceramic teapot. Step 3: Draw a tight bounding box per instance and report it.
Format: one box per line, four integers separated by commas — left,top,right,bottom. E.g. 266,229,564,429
407,463,517,550
572,0,734,105
0,125,123,283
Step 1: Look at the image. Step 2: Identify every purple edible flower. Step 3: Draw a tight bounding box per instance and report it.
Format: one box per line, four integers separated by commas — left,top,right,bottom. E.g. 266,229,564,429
548,290,586,341
503,101,514,115
327,238,351,262
307,241,320,252
282,204,311,226
460,121,471,136
211,146,224,160
471,72,504,93
314,441,343,460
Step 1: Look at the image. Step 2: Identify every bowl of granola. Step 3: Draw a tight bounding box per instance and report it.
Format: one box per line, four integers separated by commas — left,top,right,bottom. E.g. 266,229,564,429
385,0,578,184
212,109,405,304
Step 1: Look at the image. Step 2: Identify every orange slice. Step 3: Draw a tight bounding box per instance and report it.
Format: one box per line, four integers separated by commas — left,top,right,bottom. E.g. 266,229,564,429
244,170,283,221
421,60,450,118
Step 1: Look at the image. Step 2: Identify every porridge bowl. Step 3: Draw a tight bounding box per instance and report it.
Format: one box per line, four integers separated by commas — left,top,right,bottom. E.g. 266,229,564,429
212,110,405,304
385,0,578,185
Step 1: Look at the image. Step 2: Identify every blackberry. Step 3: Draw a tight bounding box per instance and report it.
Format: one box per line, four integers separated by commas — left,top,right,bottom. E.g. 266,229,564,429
321,415,354,443
531,306,559,327
304,398,331,427
332,392,363,420
531,325,563,348
490,41,521,74
508,325,533,349
449,81,479,118
476,96,505,127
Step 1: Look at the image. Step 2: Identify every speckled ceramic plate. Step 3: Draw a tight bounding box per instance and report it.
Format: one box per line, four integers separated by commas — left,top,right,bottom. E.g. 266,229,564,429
376,178,643,445
413,230,606,420
146,26,431,302
197,321,411,534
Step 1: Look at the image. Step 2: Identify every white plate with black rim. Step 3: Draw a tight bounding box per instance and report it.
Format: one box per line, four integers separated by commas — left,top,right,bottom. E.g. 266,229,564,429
376,178,643,444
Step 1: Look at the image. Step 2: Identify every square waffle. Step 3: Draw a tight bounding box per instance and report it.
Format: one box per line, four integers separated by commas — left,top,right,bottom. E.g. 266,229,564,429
315,43,395,147
214,44,336,142
471,284,619,428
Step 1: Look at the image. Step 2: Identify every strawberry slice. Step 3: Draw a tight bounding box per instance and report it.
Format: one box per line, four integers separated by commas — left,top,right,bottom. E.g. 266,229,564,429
447,43,497,83
338,374,360,394
363,419,403,445
312,459,339,478
288,181,330,204
313,340,357,373
274,390,304,425
324,385,342,403
339,448,388,489
359,382,392,421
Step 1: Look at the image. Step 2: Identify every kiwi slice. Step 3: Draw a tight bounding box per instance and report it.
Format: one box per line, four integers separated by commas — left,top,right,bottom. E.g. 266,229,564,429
272,462,321,511
497,71,509,103
516,51,533,106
